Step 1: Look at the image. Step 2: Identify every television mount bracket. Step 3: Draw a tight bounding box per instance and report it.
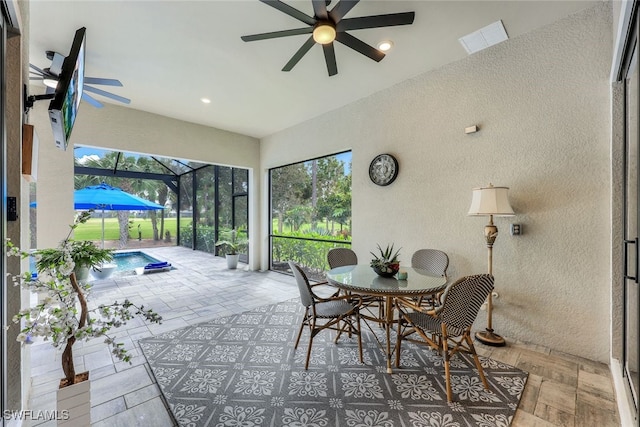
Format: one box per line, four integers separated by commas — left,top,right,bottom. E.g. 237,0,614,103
23,84,55,114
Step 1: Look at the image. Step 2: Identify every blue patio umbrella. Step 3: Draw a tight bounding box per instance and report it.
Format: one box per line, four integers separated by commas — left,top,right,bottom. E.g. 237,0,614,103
74,183,165,248
74,182,165,211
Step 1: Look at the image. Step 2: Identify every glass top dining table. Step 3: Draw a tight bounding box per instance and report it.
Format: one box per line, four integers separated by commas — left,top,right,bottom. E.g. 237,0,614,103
326,265,448,373
326,265,448,297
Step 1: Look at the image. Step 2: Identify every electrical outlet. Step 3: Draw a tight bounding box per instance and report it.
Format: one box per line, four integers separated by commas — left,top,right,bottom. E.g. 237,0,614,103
510,223,521,236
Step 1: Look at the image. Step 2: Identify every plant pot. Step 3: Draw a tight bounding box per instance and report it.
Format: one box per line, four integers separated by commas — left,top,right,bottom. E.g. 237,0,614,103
226,254,240,269
91,263,117,280
73,266,90,283
57,371,90,426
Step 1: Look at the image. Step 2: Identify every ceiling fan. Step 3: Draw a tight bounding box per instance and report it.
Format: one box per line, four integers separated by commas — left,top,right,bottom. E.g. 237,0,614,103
241,0,415,76
29,50,131,108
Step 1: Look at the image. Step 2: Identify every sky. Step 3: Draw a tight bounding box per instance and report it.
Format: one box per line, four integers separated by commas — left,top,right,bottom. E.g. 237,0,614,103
75,145,352,174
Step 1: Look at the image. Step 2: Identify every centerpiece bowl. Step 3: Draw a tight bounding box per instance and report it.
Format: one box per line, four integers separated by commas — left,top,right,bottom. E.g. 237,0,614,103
370,243,401,278
372,264,400,278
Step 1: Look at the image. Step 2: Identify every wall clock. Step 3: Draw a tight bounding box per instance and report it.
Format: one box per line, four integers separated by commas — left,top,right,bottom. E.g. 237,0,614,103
369,154,399,186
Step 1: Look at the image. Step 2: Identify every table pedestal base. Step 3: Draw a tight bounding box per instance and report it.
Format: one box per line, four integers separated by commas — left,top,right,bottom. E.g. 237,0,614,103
475,329,506,347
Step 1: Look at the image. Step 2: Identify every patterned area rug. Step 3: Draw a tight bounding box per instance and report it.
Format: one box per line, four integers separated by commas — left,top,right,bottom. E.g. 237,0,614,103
140,300,528,427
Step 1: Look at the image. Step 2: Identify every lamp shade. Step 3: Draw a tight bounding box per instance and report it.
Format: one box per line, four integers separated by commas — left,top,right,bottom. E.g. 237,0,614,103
468,185,515,216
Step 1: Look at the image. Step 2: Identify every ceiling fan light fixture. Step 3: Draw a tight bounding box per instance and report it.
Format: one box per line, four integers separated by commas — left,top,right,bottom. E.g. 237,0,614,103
313,24,336,44
43,78,58,89
377,40,394,52
201,97,211,104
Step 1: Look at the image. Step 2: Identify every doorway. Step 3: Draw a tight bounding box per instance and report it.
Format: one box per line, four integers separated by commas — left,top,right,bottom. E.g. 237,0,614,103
622,12,639,418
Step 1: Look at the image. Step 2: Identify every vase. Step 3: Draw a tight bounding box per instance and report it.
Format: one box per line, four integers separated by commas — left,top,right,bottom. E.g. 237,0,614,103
226,254,240,269
57,371,90,426
90,263,117,280
73,266,90,283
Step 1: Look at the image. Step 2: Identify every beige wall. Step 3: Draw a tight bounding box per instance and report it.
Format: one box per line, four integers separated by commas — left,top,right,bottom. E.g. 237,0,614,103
28,103,262,268
261,3,613,362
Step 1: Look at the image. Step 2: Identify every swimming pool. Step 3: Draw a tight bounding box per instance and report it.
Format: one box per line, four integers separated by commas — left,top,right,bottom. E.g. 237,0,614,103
111,251,166,277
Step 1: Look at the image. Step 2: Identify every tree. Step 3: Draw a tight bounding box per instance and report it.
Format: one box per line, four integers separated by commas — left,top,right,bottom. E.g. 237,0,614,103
271,164,311,234
313,157,351,234
75,152,169,247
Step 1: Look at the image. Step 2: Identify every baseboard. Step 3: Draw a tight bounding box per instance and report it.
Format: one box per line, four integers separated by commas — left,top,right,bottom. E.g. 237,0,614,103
610,356,637,426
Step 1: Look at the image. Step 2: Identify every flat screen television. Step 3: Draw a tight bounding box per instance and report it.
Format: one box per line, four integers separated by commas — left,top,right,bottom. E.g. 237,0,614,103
48,27,86,151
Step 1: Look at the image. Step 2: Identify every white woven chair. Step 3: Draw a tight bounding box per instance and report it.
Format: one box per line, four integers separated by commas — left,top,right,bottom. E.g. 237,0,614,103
289,261,363,369
411,249,449,308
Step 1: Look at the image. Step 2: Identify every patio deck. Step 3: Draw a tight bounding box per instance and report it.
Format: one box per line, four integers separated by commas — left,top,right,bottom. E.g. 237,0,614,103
25,246,620,426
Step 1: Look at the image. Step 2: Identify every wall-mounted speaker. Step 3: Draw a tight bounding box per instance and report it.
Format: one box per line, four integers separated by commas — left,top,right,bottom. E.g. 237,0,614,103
22,124,38,182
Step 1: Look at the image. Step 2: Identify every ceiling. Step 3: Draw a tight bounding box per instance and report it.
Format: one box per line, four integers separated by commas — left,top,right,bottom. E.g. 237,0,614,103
27,1,599,139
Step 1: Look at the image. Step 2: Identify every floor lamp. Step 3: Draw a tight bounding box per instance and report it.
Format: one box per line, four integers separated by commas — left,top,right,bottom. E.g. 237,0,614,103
468,184,514,346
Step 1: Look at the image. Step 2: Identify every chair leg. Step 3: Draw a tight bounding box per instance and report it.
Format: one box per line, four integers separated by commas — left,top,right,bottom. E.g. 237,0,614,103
466,334,490,391
305,333,314,370
395,316,403,368
356,311,363,363
441,325,453,402
294,316,308,350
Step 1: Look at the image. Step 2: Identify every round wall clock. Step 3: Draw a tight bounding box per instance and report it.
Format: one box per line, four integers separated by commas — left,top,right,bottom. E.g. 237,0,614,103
369,154,399,186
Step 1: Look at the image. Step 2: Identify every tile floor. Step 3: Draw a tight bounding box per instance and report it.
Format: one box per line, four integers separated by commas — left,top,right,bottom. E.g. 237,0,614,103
25,246,621,426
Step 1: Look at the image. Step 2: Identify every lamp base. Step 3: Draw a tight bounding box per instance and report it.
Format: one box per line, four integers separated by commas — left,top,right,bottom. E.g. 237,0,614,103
475,329,506,347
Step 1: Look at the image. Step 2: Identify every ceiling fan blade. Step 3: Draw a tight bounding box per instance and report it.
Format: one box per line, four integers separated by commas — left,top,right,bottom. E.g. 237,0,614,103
335,32,384,62
29,76,44,81
242,27,312,42
84,77,123,87
329,0,359,22
29,63,47,76
83,85,131,104
82,92,104,108
336,12,415,32
282,36,316,72
260,0,316,26
322,42,338,76
312,0,328,20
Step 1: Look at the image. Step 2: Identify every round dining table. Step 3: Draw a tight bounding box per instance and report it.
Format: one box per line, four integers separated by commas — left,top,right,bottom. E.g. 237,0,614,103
326,264,448,373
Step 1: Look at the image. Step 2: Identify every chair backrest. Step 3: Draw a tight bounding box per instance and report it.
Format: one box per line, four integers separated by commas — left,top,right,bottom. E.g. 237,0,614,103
438,274,494,332
411,249,449,277
327,248,358,268
289,261,315,307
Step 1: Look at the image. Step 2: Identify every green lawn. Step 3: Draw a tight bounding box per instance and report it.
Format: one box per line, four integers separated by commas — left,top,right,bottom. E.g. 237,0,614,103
74,217,178,241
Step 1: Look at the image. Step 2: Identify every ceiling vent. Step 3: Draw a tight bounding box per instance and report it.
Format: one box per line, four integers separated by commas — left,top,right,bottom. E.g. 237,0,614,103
459,20,509,54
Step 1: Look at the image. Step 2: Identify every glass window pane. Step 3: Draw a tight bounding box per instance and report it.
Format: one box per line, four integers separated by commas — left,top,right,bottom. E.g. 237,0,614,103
269,151,352,280
625,42,639,409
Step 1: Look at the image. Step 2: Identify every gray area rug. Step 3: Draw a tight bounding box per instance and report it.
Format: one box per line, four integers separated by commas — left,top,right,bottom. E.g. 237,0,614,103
140,300,528,427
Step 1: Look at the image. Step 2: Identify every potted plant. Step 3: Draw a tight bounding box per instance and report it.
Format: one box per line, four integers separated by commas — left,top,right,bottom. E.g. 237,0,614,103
6,211,162,424
370,243,401,277
35,236,114,283
215,228,248,269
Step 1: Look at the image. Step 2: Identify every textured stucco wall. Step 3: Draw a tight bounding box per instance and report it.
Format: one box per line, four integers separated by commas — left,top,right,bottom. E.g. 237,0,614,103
611,81,624,361
262,4,613,362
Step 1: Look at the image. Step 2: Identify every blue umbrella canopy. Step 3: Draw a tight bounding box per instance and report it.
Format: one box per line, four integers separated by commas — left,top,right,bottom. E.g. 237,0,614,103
75,182,164,249
74,183,164,211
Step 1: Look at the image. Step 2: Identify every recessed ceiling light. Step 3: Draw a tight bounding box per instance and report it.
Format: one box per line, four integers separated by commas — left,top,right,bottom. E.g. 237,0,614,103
201,98,211,104
377,40,394,52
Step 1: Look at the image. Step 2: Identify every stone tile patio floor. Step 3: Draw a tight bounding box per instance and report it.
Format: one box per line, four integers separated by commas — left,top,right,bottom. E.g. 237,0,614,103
26,246,621,426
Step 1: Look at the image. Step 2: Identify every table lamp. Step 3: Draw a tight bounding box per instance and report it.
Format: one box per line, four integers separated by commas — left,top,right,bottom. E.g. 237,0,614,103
468,183,515,346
